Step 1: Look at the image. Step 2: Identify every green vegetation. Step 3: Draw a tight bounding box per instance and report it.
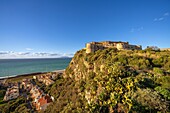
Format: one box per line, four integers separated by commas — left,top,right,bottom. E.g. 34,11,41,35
0,88,6,104
5,75,36,83
5,72,47,83
44,48,170,112
0,97,31,113
0,48,170,112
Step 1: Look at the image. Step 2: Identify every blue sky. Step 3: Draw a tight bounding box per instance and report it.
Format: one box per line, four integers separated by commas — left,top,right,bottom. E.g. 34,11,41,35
0,0,170,58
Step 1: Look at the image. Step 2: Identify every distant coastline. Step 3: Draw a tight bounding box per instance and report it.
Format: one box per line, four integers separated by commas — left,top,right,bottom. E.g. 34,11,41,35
0,69,65,80
0,58,71,79
0,57,73,60
0,72,44,80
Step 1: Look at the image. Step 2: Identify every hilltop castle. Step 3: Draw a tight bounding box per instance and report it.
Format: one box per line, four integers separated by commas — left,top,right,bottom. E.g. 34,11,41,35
86,41,142,53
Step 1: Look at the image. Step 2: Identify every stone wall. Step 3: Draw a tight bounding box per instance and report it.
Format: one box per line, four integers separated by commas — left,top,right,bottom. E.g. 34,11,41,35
86,41,142,53
160,48,170,51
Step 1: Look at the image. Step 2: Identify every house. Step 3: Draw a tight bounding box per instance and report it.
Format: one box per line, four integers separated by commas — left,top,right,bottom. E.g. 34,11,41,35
0,79,6,86
3,85,19,101
30,85,53,111
30,86,44,108
37,74,55,86
21,79,32,91
146,46,160,51
43,79,54,86
33,76,37,79
30,86,44,99
36,95,53,111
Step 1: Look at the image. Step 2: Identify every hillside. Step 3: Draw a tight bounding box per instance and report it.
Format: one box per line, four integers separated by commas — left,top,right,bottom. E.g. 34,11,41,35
45,48,170,113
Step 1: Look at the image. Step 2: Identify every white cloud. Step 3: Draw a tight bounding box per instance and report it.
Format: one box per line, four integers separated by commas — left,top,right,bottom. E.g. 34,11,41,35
154,18,158,21
62,53,74,57
164,12,169,16
154,17,164,21
158,17,164,21
0,51,74,59
154,12,169,22
17,52,30,55
0,51,9,55
26,48,33,51
130,27,143,33
49,53,60,56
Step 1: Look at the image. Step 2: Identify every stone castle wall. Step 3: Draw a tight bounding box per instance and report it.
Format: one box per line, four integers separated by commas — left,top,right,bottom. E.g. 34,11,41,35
160,48,170,51
86,41,142,53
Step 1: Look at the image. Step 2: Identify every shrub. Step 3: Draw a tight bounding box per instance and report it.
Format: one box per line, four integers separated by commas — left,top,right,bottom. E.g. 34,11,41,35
153,67,164,76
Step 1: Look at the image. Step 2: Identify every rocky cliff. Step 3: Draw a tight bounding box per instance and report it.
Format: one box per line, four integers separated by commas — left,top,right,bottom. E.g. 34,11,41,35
45,48,170,113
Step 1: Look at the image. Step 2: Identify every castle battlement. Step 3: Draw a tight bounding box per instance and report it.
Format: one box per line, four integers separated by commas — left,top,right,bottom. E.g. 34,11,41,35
86,41,142,53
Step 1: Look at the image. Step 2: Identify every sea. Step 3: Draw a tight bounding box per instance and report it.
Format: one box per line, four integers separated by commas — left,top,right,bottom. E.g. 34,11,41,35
0,58,72,78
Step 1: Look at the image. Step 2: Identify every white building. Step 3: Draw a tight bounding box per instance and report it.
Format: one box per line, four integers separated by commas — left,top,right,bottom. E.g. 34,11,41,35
3,86,19,101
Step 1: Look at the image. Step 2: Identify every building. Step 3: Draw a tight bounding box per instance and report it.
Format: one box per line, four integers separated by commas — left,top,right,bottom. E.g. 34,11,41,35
37,74,54,86
36,95,53,111
43,79,54,86
160,48,170,51
0,79,6,86
21,79,32,91
30,86,44,100
3,85,19,101
30,86,45,108
86,41,142,53
146,46,160,51
30,85,53,111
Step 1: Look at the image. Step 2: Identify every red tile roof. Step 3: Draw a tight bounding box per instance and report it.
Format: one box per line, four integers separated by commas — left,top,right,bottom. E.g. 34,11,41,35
38,95,52,106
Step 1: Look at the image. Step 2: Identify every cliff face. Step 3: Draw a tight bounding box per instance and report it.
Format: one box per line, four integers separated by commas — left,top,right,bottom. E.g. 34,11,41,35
45,48,170,113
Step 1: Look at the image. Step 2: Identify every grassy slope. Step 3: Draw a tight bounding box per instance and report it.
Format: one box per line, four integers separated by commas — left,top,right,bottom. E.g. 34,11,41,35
44,48,170,113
